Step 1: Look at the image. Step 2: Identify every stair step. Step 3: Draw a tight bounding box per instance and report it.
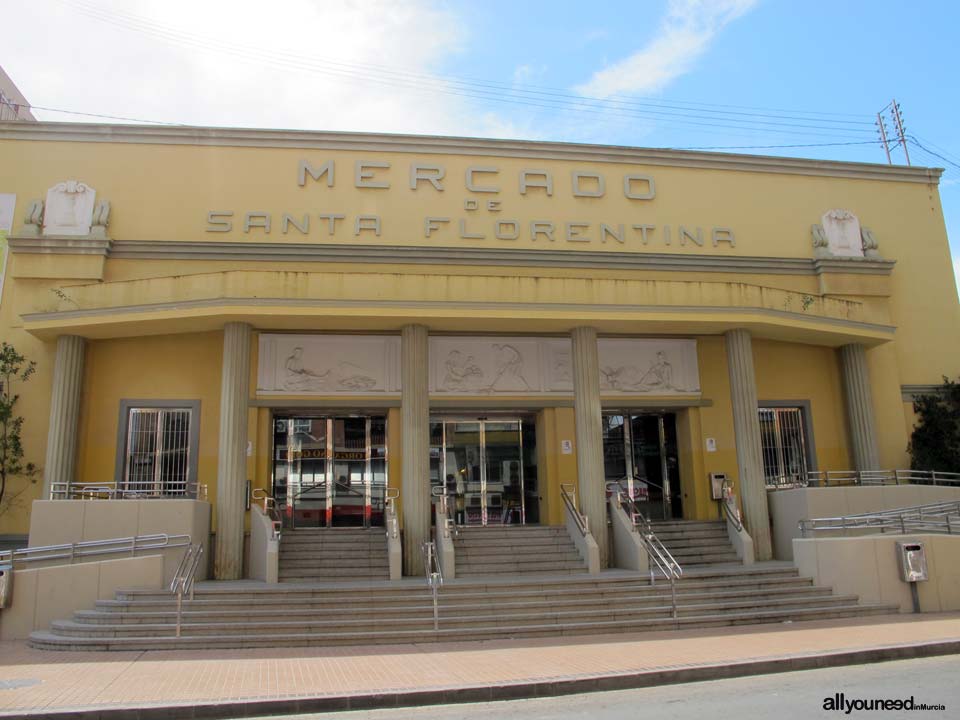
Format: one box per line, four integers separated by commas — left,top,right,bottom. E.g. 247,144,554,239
30,603,900,651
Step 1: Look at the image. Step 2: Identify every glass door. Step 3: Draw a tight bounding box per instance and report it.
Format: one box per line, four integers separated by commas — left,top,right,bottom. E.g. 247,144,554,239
603,412,682,520
484,420,524,525
429,417,534,526
273,414,388,529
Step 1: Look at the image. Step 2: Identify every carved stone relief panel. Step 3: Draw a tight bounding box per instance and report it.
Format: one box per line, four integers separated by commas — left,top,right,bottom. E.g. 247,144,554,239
428,337,701,396
598,338,701,395
257,334,400,395
43,181,97,236
430,337,550,394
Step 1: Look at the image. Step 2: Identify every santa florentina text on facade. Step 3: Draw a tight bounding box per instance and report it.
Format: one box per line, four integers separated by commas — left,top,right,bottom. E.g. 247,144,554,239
205,158,737,247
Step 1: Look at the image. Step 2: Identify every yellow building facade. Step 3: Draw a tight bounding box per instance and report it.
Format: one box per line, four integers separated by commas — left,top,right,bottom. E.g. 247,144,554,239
0,122,957,578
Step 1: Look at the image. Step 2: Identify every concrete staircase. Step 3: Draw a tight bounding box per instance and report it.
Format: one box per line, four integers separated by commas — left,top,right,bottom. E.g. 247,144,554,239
453,525,587,577
650,519,741,566
278,528,389,583
29,565,900,651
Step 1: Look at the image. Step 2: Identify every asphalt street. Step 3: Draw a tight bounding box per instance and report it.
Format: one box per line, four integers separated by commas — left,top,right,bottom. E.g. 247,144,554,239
268,655,957,720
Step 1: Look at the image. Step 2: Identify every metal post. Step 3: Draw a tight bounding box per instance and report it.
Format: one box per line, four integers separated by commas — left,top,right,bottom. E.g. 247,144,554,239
877,112,892,164
175,590,183,638
891,100,911,165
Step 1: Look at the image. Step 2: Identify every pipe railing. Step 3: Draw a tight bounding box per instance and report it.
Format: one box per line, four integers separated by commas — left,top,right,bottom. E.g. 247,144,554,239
251,488,282,541
431,485,458,539
385,488,400,540
0,533,191,567
799,500,960,537
607,482,682,621
421,540,443,631
768,469,960,490
169,543,204,638
49,480,208,501
560,483,589,536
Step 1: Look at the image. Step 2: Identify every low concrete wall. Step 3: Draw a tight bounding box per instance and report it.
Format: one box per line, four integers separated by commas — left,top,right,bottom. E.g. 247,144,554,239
432,503,454,580
565,506,599,575
726,516,755,565
249,504,279,583
793,534,960,613
768,485,960,560
28,499,212,580
0,554,164,640
608,496,648,573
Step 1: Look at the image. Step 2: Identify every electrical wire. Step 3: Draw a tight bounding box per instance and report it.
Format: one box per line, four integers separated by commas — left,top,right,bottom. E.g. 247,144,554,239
26,104,181,125
52,0,878,140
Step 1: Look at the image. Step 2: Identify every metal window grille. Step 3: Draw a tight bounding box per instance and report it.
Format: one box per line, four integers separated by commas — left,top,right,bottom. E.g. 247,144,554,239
123,408,192,496
759,407,808,487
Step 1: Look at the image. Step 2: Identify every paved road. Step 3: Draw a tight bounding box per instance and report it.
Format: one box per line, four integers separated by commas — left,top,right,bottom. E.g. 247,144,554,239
270,655,957,720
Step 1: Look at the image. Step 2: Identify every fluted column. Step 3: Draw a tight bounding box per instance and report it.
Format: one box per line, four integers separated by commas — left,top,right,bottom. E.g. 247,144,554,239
401,324,430,576
839,343,880,471
43,335,86,499
214,322,251,580
725,329,772,560
570,326,609,568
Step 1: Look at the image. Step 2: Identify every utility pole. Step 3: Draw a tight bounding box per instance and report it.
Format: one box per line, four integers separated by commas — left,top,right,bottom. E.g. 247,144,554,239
890,99,911,166
876,112,892,164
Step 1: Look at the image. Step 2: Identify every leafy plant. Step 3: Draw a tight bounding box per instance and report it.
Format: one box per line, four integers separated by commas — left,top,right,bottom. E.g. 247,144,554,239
908,377,960,472
0,342,39,510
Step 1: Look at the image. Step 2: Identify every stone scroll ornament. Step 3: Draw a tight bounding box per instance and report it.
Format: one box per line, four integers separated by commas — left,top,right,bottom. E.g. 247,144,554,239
43,180,97,236
811,209,880,259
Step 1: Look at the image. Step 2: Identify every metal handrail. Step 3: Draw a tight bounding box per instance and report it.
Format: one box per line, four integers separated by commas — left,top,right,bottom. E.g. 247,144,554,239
0,534,191,566
251,488,282,541
721,494,744,532
769,469,960,490
800,500,960,537
385,488,400,540
431,485,458,539
169,543,204,638
421,540,443,631
560,483,589,536
49,480,208,501
608,484,682,621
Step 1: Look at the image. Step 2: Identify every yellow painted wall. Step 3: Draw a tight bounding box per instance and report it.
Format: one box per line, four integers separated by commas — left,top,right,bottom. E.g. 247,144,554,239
752,338,851,472
2,128,958,539
691,336,740,518
75,332,223,526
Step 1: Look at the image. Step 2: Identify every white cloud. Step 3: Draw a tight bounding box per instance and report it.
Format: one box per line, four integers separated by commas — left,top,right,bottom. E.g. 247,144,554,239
575,0,758,98
1,0,491,135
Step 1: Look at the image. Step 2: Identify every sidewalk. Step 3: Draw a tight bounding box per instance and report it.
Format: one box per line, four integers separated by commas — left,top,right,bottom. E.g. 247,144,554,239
1,613,958,719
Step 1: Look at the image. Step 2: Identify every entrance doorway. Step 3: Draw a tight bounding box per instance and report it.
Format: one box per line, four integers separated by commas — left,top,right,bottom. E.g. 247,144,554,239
272,415,388,528
429,416,538,525
602,412,682,519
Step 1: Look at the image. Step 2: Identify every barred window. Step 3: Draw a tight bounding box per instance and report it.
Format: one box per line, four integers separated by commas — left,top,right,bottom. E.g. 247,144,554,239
122,407,194,496
759,406,809,487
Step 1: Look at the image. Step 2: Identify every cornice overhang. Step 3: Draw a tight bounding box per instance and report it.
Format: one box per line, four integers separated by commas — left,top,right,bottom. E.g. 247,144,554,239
0,121,943,184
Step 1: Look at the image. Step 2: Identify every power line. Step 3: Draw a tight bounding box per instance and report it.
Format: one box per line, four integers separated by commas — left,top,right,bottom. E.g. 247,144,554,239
908,137,960,172
54,0,878,140
668,140,891,151
911,134,960,167
26,104,181,125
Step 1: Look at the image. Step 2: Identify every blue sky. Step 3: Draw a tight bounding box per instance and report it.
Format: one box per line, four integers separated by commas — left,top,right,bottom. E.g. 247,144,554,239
3,0,959,287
